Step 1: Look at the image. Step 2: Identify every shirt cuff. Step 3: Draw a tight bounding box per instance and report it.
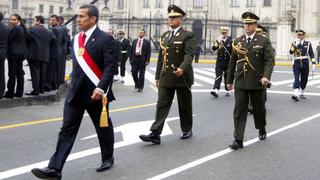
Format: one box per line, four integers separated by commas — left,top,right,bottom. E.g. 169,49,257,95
96,88,105,94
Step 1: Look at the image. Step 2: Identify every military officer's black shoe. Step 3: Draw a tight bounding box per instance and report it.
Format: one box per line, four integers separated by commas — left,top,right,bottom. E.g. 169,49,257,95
25,91,39,96
31,167,61,179
96,157,114,172
180,131,193,139
139,132,161,144
259,128,267,140
229,140,243,150
300,95,306,99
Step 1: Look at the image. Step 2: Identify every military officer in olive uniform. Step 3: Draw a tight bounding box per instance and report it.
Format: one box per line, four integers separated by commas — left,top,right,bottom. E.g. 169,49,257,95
226,12,275,150
289,30,316,101
139,5,196,144
248,24,272,114
210,27,232,98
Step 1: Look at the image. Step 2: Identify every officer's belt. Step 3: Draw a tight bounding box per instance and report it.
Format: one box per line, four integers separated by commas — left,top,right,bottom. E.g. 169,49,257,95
293,56,309,60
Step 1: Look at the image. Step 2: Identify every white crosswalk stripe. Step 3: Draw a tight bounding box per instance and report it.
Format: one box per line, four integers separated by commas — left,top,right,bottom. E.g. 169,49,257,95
118,67,320,88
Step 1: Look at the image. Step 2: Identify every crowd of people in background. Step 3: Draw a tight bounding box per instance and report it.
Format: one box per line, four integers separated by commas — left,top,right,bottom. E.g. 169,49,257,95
0,12,70,99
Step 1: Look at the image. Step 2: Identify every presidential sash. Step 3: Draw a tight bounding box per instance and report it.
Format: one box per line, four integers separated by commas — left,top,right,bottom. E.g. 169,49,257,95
73,32,108,128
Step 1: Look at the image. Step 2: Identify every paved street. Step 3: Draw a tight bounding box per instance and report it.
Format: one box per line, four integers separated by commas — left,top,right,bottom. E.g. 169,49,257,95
1,62,320,180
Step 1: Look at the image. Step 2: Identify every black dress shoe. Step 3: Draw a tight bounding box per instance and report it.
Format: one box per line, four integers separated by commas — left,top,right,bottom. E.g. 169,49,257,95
139,132,161,144
25,91,39,96
229,140,243,150
134,84,138,89
96,157,114,172
259,128,267,140
31,167,61,179
210,91,218,98
137,88,143,92
292,95,299,101
14,93,22,98
4,92,13,99
180,131,193,139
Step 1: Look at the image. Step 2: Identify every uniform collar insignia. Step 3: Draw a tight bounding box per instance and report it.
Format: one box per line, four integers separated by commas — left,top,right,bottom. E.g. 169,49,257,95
175,32,180,36
254,38,257,42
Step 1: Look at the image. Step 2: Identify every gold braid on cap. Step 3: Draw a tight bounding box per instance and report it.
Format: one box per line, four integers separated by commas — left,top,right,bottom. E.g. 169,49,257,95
159,36,169,72
232,42,255,78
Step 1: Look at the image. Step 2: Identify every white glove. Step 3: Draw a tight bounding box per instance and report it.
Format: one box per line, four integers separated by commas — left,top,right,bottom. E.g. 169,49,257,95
312,64,316,71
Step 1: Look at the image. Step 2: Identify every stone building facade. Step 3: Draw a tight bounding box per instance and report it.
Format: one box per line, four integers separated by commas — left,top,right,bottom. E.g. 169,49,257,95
1,0,320,58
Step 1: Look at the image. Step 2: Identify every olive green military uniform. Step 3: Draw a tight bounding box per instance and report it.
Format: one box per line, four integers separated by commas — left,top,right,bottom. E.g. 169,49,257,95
226,33,275,141
150,28,196,134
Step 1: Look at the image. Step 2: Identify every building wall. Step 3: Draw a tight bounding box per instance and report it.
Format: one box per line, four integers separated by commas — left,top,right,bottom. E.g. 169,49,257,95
1,0,319,58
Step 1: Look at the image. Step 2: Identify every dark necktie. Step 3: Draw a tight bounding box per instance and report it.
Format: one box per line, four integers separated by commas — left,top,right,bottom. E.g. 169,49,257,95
82,33,87,45
169,30,175,41
247,37,251,44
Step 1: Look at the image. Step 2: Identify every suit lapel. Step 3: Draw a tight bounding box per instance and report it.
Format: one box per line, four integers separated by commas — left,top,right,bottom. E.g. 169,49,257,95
85,28,99,50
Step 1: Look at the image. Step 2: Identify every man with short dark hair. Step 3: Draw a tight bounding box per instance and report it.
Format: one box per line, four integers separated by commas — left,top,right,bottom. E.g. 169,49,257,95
31,4,117,179
0,12,10,99
26,15,53,95
58,15,70,85
130,29,151,92
50,15,65,88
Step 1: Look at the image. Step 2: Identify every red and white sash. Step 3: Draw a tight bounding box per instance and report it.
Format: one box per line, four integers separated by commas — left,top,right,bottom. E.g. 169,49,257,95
73,32,102,86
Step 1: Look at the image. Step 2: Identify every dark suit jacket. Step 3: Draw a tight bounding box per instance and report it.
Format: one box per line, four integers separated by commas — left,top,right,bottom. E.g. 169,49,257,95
7,24,27,57
60,25,69,55
0,22,10,60
130,38,151,64
66,27,117,103
27,25,53,62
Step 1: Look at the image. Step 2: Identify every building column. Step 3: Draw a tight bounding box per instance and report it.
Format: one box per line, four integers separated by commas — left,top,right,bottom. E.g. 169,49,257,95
99,8,113,31
276,13,294,59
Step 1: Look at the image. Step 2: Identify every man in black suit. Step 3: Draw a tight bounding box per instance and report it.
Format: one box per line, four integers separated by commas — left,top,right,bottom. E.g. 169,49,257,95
59,16,70,85
31,4,117,180
0,12,10,99
26,15,53,95
117,29,131,83
130,29,151,92
50,15,65,87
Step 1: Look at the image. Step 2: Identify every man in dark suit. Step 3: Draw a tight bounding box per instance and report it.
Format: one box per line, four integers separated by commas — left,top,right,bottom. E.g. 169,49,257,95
31,4,117,180
59,16,70,85
0,12,10,99
117,29,131,83
26,15,53,95
50,15,65,87
130,29,151,92
139,5,196,144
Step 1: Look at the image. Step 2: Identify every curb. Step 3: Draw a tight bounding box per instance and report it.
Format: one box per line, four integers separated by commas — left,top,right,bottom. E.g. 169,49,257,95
0,82,68,109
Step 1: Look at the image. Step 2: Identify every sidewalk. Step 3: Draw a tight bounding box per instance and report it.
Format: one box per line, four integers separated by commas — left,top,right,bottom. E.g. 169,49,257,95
0,61,72,108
